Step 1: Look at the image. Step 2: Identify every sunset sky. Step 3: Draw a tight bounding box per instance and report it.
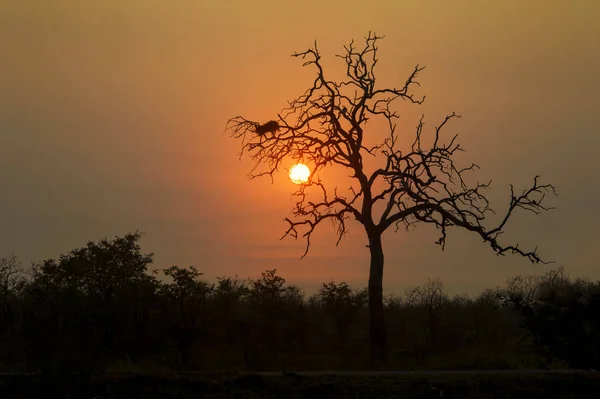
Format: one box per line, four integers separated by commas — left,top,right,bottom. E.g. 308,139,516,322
1,1,599,296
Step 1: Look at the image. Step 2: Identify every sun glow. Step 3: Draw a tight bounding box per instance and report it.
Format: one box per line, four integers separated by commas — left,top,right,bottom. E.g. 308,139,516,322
289,163,311,184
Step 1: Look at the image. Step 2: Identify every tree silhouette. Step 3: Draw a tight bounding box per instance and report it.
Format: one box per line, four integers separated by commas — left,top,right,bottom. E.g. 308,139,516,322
227,32,556,366
0,255,22,337
3,229,596,373
315,281,368,350
405,278,447,351
159,265,213,369
15,232,157,372
244,270,307,370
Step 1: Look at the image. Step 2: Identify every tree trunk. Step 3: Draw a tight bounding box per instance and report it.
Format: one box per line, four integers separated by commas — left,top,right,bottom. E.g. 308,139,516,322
367,230,386,368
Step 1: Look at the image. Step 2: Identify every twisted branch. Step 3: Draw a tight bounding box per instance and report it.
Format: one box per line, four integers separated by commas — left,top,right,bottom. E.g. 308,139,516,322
226,32,556,262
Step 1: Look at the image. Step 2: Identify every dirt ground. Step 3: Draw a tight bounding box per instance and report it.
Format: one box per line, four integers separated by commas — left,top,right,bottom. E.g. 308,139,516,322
1,371,599,398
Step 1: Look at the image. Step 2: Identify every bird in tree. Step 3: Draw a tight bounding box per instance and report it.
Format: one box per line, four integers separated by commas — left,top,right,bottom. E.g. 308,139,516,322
254,120,280,137
226,32,557,367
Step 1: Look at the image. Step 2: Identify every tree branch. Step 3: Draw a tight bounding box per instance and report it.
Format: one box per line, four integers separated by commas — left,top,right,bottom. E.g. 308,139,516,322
374,110,557,263
227,32,556,263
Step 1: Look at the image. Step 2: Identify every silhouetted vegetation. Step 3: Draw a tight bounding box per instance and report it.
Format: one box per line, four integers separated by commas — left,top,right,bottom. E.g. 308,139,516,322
1,232,598,377
226,32,556,366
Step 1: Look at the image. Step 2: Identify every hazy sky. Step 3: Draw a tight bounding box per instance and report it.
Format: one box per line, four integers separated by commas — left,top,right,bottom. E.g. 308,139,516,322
1,1,599,296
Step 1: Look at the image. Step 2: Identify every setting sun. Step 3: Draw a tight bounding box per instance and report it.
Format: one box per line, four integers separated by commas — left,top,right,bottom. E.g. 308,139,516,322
289,163,311,184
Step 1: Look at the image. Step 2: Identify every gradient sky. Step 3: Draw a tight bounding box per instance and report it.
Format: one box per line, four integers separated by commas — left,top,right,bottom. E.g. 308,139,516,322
1,1,599,296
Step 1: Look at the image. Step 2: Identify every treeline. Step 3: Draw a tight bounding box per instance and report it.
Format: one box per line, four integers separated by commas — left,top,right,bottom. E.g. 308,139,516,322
0,232,598,374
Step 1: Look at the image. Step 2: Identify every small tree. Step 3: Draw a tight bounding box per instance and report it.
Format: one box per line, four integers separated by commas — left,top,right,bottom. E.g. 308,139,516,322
245,270,303,369
0,255,22,336
316,281,368,349
18,232,156,372
159,265,213,369
227,32,556,366
405,279,448,350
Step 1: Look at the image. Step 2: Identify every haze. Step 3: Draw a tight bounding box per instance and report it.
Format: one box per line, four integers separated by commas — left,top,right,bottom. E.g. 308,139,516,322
1,0,599,296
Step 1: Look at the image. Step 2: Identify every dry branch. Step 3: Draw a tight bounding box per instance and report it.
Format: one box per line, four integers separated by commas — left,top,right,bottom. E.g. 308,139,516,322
226,31,556,263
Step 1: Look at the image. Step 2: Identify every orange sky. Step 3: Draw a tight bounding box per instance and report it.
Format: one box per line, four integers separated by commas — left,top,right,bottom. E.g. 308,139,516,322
1,0,599,296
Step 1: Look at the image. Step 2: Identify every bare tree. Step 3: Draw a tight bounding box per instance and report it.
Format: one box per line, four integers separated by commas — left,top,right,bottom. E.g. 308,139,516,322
226,32,556,366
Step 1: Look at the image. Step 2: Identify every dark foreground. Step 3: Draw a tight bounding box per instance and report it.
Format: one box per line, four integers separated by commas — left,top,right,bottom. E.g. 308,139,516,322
1,370,599,398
